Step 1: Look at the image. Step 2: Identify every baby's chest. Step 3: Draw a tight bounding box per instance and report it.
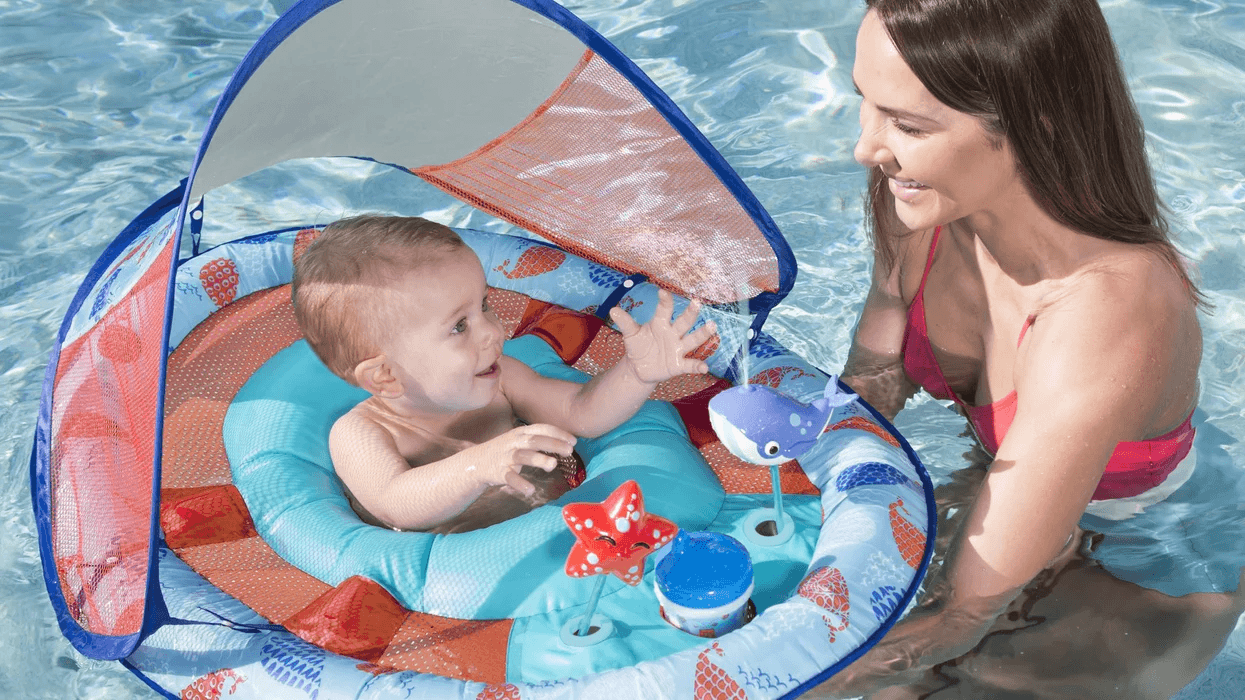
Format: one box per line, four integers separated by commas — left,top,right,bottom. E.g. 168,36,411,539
394,403,520,463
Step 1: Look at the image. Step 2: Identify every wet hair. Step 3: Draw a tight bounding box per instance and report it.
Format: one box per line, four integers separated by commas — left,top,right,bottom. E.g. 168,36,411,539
292,215,468,384
863,0,1202,303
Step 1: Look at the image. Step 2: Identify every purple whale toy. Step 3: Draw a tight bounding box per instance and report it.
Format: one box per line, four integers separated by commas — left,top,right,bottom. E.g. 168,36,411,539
707,376,858,466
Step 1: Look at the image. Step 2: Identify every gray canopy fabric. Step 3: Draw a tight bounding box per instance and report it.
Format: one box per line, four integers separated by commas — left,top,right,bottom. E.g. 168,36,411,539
190,0,585,198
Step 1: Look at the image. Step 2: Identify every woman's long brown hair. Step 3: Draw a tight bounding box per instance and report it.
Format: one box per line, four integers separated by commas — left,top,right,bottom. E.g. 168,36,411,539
864,0,1203,304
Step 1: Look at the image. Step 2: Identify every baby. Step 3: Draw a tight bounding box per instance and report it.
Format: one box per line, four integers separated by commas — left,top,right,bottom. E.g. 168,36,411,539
292,215,716,534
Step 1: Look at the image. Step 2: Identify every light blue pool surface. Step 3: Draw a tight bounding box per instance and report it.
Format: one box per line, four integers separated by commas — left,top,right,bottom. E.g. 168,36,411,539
2,0,1243,697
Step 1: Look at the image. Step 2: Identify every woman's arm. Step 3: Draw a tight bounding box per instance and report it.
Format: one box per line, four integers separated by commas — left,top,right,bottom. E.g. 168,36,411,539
812,267,1192,697
841,241,918,420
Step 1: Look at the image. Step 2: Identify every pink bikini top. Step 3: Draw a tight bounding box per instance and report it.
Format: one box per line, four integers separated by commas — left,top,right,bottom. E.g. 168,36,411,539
901,227,1194,501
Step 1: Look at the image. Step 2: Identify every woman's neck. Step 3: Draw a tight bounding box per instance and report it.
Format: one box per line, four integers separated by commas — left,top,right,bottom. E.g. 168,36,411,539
949,188,1101,287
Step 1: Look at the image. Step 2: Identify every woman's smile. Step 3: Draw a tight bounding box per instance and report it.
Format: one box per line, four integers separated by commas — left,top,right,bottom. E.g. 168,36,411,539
888,175,929,201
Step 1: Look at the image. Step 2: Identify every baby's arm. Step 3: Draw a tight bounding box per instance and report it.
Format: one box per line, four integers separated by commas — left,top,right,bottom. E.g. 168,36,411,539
508,289,715,438
329,410,575,531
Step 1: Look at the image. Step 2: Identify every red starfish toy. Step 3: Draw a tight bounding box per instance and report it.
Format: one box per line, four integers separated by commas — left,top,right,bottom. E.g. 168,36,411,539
562,480,677,585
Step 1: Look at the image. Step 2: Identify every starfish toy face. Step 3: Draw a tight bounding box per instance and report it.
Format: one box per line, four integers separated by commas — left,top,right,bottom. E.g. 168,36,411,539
562,480,678,585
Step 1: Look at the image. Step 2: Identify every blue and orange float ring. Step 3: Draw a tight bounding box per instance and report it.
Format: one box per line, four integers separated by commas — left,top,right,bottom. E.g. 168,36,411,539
137,226,935,699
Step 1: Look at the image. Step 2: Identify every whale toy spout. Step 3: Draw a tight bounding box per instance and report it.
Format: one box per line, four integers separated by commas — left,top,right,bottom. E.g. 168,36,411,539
707,376,858,465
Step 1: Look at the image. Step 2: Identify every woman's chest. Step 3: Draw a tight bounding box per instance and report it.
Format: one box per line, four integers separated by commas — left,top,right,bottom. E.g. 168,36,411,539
901,240,1033,405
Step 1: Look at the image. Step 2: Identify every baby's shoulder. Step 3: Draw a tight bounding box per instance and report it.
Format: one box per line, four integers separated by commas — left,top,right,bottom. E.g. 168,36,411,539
330,400,403,452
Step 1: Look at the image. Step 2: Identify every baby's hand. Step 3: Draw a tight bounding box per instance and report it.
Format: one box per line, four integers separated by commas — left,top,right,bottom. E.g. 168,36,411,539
467,424,577,498
609,289,717,384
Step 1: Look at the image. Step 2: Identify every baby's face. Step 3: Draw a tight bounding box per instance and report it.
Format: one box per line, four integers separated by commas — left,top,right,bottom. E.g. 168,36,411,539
380,247,505,413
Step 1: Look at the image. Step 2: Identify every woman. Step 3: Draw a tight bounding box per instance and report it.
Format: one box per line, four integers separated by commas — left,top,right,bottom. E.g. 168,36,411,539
812,0,1245,697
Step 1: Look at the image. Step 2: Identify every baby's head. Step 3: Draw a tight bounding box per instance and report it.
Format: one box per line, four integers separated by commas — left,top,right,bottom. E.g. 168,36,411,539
292,215,470,386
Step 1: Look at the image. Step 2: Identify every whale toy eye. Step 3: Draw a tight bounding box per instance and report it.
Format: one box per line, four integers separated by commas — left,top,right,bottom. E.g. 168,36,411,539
764,441,781,456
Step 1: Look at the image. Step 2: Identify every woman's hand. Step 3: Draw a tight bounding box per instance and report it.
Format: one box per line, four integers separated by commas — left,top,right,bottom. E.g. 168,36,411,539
807,588,1012,698
610,288,716,384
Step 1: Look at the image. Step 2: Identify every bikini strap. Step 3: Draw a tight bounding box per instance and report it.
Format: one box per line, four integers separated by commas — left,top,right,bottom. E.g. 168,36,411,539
915,226,942,298
1016,314,1036,347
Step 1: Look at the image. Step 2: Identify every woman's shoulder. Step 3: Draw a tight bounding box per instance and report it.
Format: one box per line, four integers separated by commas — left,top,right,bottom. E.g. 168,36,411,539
1022,243,1201,433
1043,243,1196,325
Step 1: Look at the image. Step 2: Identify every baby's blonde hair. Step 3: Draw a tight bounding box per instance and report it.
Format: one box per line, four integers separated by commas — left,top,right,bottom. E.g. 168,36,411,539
292,215,467,384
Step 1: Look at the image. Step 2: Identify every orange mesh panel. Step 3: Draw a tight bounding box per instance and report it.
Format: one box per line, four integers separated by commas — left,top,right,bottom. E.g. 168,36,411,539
163,283,534,678
160,485,257,549
377,614,513,684
485,288,531,338
513,299,603,364
176,538,328,624
283,576,408,663
163,286,302,488
698,441,818,496
49,241,175,636
652,373,722,403
670,379,734,448
572,327,625,377
161,284,329,625
414,51,779,305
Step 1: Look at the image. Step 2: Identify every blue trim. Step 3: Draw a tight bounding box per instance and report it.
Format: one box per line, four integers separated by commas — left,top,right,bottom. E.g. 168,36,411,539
781,383,938,698
508,0,796,328
120,658,179,700
594,273,647,321
30,183,185,659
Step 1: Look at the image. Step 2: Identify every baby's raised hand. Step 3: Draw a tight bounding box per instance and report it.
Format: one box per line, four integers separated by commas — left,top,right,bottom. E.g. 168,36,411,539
466,424,576,497
609,288,717,384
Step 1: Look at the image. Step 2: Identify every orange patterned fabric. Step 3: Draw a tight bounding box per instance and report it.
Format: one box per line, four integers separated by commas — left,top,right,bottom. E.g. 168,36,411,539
513,299,603,365
826,416,902,449
670,379,734,448
693,642,748,699
283,576,409,663
175,538,328,624
160,485,257,549
485,288,530,338
889,498,926,569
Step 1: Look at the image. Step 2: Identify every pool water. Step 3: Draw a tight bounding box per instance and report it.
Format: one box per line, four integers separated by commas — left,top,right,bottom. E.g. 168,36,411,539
2,0,1242,697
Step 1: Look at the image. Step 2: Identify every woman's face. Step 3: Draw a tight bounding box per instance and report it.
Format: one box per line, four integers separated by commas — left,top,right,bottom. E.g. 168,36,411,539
852,10,1021,232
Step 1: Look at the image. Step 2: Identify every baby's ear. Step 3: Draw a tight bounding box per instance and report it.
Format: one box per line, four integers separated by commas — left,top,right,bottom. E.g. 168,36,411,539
354,355,402,398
